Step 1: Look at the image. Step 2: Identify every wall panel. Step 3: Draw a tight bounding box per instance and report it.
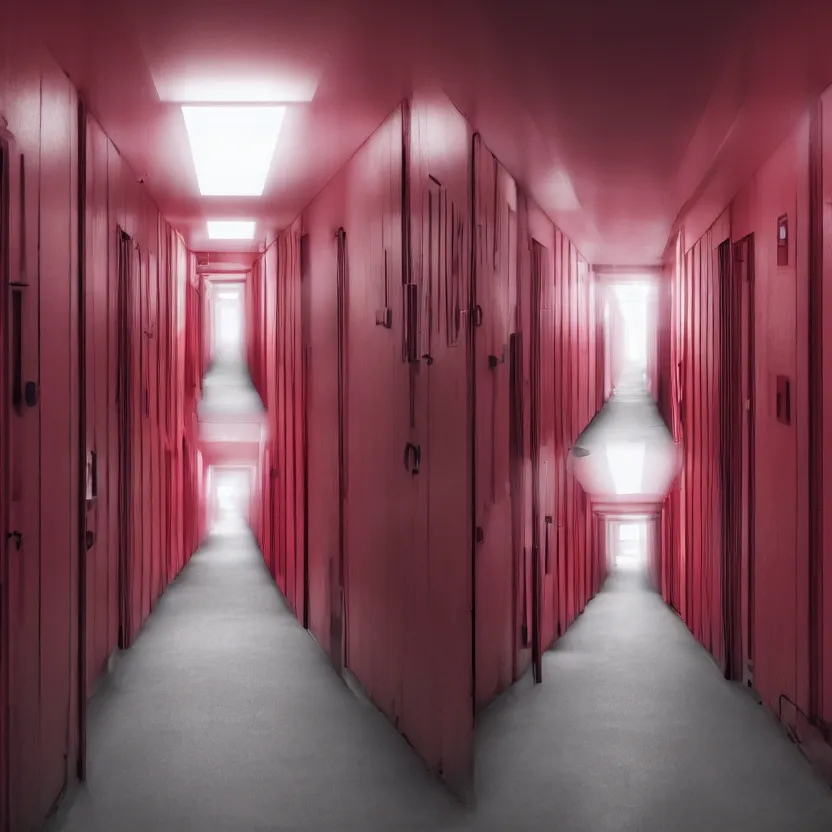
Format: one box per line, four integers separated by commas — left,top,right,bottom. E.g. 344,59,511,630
0,34,195,822
820,89,832,729
247,220,304,614
302,166,344,660
246,89,609,799
662,114,822,739
408,89,474,794
472,135,517,710
662,213,728,670
37,58,78,815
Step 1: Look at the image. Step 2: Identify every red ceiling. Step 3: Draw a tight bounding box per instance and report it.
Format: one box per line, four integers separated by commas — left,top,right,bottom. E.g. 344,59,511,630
30,0,832,264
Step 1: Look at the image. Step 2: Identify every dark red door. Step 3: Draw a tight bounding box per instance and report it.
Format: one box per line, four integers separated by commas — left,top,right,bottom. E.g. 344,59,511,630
529,240,546,684
330,228,347,674
736,236,755,688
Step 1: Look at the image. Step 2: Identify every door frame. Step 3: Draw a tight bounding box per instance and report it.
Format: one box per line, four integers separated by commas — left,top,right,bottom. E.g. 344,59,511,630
1,130,10,832
729,234,756,688
529,238,544,684
332,227,348,674
300,234,311,630
76,100,89,782
116,228,133,650
807,100,823,723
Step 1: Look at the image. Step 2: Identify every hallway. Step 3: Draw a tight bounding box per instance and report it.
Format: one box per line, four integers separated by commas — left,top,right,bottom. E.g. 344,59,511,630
198,357,264,421
54,543,832,832
6,5,832,827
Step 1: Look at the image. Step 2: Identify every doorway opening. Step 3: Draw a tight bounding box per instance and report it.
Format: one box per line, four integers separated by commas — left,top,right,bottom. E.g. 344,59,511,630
608,278,655,393
207,465,253,537
614,519,648,572
208,281,245,365
721,235,755,685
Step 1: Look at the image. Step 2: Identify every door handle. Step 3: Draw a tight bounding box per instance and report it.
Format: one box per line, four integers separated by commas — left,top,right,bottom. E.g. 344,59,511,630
544,515,553,574
404,442,421,475
7,531,22,551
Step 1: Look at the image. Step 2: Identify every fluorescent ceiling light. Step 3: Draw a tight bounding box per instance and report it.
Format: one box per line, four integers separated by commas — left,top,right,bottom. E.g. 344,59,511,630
166,78,317,103
183,106,286,196
207,221,256,240
216,292,239,300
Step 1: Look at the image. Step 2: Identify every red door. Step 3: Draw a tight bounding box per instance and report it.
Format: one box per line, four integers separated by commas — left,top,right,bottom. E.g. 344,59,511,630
472,136,516,711
735,235,756,688
3,127,43,832
330,228,347,674
529,239,546,683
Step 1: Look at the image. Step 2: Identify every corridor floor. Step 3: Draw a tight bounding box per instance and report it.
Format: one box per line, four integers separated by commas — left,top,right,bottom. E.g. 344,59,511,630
198,353,264,420
54,541,832,832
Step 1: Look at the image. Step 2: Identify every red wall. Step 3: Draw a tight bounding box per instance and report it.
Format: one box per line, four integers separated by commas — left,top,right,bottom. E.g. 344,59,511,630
246,91,606,797
660,99,832,743
83,112,198,667
0,14,202,831
662,211,731,667
0,24,84,828
732,123,810,716
247,220,304,617
472,135,517,706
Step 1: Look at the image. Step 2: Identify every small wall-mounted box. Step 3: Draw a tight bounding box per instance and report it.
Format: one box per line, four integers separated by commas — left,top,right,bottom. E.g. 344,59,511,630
777,214,789,267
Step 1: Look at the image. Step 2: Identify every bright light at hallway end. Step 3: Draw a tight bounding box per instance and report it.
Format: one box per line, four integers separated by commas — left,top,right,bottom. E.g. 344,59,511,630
209,466,252,537
613,279,654,374
207,220,256,240
615,519,648,571
182,105,286,196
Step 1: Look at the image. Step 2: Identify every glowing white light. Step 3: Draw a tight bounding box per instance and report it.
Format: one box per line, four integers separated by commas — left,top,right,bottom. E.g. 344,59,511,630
216,291,239,300
160,77,318,104
183,106,286,196
211,468,251,536
614,282,652,369
207,220,257,240
606,441,645,495
217,300,242,356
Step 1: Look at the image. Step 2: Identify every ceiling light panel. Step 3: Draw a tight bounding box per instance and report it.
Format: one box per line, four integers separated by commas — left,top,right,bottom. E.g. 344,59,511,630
165,77,317,103
183,106,286,196
207,220,256,240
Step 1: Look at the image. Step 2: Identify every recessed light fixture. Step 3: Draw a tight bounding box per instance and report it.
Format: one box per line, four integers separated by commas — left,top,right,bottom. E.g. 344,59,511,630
166,78,317,104
207,220,256,240
182,105,286,196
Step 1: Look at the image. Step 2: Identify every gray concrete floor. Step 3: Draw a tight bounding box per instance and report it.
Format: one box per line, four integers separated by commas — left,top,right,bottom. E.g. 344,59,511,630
198,354,264,420
55,541,832,832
